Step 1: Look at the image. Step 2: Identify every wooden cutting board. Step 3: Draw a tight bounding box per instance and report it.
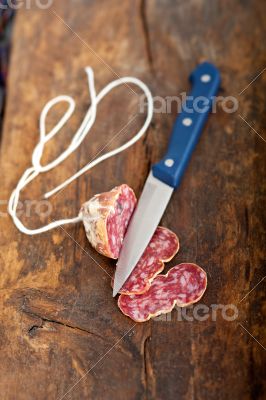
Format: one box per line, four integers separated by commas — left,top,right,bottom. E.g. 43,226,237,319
0,1,265,399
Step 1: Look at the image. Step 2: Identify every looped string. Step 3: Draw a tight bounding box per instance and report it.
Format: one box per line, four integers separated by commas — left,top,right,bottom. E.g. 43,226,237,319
8,67,153,235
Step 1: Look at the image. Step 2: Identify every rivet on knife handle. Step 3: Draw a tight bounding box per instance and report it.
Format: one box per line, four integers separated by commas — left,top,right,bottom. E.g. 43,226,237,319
152,62,220,188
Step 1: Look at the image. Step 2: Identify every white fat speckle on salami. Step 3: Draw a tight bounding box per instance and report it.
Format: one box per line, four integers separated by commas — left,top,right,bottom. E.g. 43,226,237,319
118,263,207,322
79,184,136,259
117,227,179,295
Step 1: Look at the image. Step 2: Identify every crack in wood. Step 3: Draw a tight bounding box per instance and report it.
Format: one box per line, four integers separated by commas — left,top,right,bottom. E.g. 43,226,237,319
143,334,150,398
23,307,133,358
28,323,43,337
140,0,154,73
244,206,249,239
141,328,155,399
23,309,106,342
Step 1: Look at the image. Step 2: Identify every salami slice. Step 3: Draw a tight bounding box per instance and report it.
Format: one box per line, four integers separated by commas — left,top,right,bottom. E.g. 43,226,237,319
118,263,207,322
117,227,179,295
80,184,136,259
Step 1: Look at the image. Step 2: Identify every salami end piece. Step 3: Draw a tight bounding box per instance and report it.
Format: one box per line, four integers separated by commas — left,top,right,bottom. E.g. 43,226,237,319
118,263,207,322
80,184,136,259
118,227,179,295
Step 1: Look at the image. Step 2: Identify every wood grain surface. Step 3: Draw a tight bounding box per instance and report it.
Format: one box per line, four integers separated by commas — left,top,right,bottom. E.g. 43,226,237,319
0,1,265,399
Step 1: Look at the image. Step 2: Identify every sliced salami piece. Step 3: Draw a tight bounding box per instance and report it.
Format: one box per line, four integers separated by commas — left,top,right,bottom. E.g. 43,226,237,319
80,184,136,259
118,263,207,322
117,227,179,295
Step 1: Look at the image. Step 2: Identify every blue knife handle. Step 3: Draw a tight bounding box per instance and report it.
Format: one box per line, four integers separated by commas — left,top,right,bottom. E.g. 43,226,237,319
152,62,220,188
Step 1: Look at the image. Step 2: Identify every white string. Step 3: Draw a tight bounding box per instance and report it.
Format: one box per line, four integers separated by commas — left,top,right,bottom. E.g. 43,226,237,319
8,67,153,235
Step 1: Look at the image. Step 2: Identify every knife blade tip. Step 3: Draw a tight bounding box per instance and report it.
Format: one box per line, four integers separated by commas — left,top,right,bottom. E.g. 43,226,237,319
112,283,120,297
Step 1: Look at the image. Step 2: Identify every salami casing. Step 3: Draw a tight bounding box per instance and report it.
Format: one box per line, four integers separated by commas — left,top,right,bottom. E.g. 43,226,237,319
118,263,207,322
80,184,136,258
118,227,179,295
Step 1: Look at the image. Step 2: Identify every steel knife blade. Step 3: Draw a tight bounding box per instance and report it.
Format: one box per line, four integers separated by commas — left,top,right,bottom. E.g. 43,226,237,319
113,62,220,296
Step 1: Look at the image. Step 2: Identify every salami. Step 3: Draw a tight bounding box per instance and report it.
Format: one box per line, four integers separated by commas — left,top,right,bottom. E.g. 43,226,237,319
80,184,136,258
118,263,207,322
117,227,179,295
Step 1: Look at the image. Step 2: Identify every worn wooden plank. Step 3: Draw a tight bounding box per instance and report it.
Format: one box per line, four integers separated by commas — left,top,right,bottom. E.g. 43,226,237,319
0,0,265,399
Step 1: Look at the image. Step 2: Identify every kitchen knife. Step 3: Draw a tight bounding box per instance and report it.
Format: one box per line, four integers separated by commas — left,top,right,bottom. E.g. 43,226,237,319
113,62,220,296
